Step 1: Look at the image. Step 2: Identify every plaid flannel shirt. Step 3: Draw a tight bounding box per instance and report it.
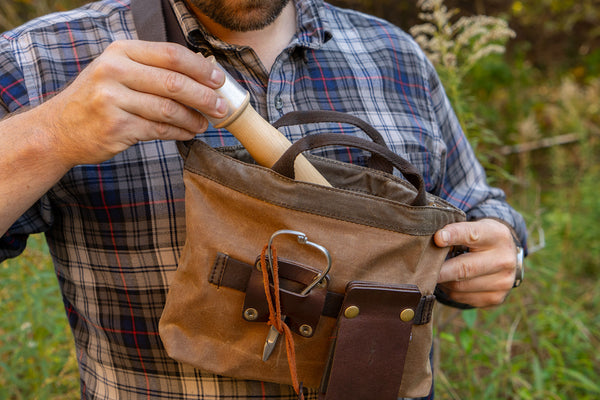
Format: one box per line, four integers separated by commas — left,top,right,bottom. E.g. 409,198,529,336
0,0,526,398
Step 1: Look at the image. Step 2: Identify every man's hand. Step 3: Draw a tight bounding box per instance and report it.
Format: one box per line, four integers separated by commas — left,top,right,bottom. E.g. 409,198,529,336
36,40,228,167
0,40,229,235
434,218,519,308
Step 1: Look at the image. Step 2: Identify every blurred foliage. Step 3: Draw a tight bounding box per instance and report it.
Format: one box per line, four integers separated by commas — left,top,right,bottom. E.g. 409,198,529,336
0,0,86,31
509,0,600,64
0,235,79,400
2,0,599,77
409,0,517,182
331,0,600,75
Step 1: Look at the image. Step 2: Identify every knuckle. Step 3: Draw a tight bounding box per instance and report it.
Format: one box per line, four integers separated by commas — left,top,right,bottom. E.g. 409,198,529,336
501,268,516,289
450,279,468,292
489,292,507,306
163,44,182,68
492,219,512,237
164,72,185,94
466,225,480,245
90,85,118,106
499,252,516,272
164,71,186,95
106,40,126,53
154,121,171,138
193,113,209,132
199,118,209,132
457,261,474,281
103,109,129,131
449,292,469,305
159,98,179,120
195,89,215,109
109,112,128,128
91,57,125,81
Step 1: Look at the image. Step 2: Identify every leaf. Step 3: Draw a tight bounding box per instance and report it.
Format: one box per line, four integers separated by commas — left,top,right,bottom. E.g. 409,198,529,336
560,368,600,393
462,308,478,329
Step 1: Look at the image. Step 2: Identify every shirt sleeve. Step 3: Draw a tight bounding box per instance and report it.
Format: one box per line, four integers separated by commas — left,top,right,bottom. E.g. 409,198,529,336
425,60,528,250
0,35,53,261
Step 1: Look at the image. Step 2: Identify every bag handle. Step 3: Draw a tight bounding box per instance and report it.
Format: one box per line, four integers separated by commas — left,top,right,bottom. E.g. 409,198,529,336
273,110,393,174
273,110,388,146
271,132,428,207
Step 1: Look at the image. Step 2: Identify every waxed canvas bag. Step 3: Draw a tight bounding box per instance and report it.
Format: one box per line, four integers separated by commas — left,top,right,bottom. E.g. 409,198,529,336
159,111,466,399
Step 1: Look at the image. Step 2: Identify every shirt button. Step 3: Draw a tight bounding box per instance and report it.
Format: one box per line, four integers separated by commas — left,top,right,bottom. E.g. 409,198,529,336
274,95,284,110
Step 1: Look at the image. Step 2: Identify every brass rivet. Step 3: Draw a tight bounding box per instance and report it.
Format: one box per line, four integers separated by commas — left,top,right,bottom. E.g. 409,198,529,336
344,305,360,319
400,308,415,322
299,324,313,337
243,308,258,321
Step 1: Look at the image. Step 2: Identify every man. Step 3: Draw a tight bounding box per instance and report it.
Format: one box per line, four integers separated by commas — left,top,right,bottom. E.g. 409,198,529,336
0,0,526,398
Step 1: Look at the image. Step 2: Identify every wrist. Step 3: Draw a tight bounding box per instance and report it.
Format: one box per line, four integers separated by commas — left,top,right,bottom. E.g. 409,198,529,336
8,106,76,172
33,100,84,170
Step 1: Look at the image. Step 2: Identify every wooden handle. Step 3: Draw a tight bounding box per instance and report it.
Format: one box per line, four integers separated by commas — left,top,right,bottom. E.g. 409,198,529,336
221,104,331,186
207,58,331,187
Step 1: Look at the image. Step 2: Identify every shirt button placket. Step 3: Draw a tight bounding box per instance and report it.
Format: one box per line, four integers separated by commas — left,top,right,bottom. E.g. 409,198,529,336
267,52,290,121
274,95,284,111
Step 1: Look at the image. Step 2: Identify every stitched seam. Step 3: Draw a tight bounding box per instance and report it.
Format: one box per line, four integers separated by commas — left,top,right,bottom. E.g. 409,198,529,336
209,253,228,288
185,168,461,235
185,142,461,213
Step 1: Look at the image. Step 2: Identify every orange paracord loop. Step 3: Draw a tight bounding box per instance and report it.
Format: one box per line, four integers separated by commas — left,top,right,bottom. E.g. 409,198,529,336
260,245,304,400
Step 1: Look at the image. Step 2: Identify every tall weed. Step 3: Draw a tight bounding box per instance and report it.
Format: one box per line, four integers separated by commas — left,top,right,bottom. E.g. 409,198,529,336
411,1,600,399
410,0,517,183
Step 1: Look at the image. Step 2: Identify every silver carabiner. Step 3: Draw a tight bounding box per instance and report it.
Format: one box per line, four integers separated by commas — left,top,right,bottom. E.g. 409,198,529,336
262,229,332,361
266,229,331,294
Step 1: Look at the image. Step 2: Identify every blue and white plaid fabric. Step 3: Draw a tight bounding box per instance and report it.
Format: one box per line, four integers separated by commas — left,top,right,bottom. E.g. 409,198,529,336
0,0,526,398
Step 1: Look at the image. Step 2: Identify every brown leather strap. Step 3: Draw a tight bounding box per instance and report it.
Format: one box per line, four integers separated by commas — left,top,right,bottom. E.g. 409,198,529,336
209,253,435,325
272,111,387,145
319,282,422,400
242,256,328,337
132,0,187,45
272,110,392,174
271,133,427,206
131,0,165,43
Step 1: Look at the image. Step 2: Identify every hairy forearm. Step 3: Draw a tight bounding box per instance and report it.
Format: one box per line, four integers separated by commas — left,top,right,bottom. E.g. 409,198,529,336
0,108,72,235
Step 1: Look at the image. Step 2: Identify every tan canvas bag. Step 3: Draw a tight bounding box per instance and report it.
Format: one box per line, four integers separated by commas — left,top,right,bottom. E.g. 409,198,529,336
159,111,466,399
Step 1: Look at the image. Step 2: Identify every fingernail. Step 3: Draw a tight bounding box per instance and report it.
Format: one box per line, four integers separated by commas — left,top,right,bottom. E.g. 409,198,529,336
215,97,228,114
440,230,450,244
210,68,225,86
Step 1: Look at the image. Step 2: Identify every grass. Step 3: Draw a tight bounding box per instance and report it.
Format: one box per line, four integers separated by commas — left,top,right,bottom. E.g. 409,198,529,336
435,140,600,399
0,235,79,400
437,238,600,399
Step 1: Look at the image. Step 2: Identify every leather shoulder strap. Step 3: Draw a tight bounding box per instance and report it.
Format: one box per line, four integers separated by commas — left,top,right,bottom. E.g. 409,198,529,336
131,0,166,42
131,0,187,46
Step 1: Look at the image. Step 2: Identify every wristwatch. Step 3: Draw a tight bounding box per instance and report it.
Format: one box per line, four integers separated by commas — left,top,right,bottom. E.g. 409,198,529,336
512,244,524,288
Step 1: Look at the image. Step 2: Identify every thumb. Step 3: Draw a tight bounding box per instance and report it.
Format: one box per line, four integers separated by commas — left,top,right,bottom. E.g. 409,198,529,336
434,221,482,249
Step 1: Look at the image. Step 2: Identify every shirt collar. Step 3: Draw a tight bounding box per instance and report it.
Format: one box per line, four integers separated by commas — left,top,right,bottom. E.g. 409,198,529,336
168,0,332,53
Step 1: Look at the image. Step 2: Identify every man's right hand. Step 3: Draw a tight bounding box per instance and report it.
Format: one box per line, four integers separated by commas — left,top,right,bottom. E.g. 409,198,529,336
0,40,228,235
37,40,228,166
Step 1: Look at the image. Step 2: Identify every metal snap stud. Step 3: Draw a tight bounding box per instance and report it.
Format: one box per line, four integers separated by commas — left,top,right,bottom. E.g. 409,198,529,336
400,308,415,322
344,305,360,319
299,324,313,337
244,308,259,321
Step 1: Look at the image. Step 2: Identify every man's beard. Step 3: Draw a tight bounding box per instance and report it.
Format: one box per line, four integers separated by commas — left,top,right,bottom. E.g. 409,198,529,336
187,0,292,32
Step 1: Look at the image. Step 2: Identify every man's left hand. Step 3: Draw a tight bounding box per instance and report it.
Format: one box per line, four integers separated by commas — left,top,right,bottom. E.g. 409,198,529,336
434,218,519,308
